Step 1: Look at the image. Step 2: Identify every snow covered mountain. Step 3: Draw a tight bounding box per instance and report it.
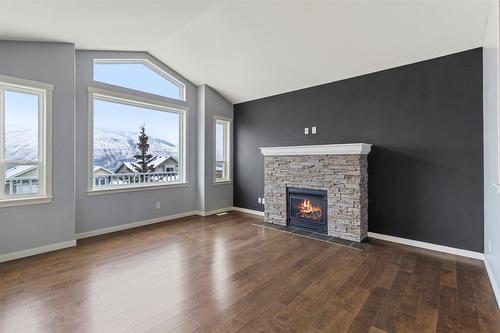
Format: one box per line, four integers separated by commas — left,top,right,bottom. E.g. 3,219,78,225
5,128,178,171
93,127,178,171
5,130,38,161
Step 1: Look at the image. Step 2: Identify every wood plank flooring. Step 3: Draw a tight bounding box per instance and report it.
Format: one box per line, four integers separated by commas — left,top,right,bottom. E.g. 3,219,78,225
1,212,499,332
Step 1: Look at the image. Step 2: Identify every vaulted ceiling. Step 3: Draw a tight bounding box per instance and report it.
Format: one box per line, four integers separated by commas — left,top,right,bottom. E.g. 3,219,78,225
0,0,492,103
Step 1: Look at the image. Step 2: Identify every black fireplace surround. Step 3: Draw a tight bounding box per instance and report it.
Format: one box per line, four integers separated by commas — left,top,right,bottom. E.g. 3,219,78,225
287,187,328,234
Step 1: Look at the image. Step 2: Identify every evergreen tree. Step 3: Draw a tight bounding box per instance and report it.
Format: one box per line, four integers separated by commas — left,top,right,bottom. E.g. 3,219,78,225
133,124,155,173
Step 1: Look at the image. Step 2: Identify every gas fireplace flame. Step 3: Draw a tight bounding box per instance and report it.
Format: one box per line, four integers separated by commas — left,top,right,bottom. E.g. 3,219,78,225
298,199,322,220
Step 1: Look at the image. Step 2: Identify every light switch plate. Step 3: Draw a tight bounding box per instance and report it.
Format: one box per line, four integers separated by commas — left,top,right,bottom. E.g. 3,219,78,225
312,126,317,134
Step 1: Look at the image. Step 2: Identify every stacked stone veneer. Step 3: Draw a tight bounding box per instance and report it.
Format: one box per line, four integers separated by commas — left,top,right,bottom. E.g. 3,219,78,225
264,154,368,242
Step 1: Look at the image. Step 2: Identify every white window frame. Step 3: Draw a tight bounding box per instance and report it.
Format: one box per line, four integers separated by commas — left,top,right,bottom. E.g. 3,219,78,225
213,116,232,184
0,75,53,208
87,87,188,195
93,59,186,101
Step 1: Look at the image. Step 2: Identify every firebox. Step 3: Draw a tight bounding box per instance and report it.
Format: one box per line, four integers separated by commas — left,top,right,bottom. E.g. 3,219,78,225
287,187,328,234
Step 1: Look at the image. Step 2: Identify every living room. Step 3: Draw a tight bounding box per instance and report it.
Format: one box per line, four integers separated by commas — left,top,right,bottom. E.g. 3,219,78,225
0,1,499,332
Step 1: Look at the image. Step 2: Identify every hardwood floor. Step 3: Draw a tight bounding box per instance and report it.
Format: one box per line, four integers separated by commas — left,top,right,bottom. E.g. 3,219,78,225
1,212,499,332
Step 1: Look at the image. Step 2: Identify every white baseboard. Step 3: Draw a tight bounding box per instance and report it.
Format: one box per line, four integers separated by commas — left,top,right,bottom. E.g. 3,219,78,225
368,232,484,260
0,240,76,263
76,210,200,239
2,208,238,263
196,207,233,216
485,258,500,308
76,208,237,239
232,206,265,216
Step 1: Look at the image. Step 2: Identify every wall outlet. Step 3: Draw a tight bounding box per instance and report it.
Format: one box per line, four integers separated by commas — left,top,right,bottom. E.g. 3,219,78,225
261,198,265,205
258,197,262,204
312,126,317,134
304,127,309,135
155,201,161,209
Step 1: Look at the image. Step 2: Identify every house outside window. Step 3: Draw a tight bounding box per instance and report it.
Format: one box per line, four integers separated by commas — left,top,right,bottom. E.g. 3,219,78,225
88,59,187,193
0,75,52,207
214,116,231,183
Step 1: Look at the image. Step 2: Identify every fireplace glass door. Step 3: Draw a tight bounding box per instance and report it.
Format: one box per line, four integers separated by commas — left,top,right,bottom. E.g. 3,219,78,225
287,187,327,233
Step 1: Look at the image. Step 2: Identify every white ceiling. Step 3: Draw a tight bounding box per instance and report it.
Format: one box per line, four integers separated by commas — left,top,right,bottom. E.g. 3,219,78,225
0,0,492,103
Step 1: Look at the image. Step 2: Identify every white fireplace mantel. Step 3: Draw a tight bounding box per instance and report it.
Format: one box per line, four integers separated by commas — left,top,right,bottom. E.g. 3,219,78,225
259,143,372,156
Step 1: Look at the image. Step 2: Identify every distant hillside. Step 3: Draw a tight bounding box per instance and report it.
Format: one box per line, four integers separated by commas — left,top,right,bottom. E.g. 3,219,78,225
93,127,178,170
6,128,178,171
5,130,38,161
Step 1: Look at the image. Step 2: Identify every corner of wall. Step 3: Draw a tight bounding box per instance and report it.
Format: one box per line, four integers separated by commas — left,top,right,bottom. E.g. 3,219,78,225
196,85,206,212
196,84,234,213
483,0,500,309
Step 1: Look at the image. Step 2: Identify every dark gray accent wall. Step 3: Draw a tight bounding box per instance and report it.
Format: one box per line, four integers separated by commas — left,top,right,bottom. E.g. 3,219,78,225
234,48,483,252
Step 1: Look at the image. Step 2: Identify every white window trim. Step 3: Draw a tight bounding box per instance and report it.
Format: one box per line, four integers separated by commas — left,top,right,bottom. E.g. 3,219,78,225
0,75,53,208
87,86,188,195
213,115,232,184
93,59,186,101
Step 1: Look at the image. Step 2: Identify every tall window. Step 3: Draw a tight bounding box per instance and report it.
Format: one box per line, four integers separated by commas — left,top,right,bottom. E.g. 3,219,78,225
90,58,187,192
214,117,231,183
93,59,185,101
89,89,186,192
0,76,52,205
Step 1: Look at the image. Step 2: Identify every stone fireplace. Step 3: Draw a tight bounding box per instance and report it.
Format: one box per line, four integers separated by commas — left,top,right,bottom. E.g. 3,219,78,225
260,143,371,242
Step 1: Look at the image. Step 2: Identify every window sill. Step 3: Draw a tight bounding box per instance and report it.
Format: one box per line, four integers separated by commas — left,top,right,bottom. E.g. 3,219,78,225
0,196,53,208
87,182,189,196
493,183,500,194
213,180,232,186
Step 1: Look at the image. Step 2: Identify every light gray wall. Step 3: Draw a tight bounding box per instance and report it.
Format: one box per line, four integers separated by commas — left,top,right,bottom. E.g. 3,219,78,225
0,41,76,254
75,51,199,234
483,0,500,303
197,85,233,211
196,86,206,212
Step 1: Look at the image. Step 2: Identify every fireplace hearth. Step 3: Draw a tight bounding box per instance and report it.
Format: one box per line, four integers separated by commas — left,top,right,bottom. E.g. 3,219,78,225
287,187,327,234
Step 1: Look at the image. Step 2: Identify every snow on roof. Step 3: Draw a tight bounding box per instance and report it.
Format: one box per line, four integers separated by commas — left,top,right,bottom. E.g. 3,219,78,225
121,162,138,172
148,155,177,169
117,155,177,173
93,166,114,174
6,165,37,179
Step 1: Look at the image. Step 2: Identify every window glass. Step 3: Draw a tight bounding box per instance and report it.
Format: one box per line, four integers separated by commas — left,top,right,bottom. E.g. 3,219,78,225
92,96,183,190
4,163,39,196
93,61,183,100
215,118,231,182
4,90,38,161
